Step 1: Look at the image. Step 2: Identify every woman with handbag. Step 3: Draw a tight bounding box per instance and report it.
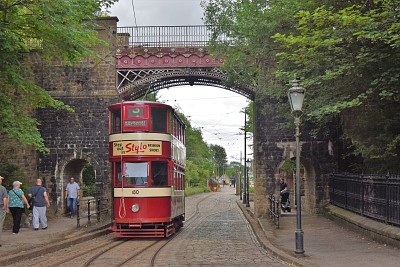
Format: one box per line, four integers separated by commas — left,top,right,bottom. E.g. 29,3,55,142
8,181,30,234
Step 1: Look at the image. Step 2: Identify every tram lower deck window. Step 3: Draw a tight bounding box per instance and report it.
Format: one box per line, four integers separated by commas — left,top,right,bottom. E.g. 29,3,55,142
124,162,148,185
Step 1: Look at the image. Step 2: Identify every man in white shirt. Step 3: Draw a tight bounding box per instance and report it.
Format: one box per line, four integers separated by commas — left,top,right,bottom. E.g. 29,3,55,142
65,177,81,218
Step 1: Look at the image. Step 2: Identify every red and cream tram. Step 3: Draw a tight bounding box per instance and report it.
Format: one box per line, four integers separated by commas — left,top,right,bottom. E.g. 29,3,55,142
108,101,186,238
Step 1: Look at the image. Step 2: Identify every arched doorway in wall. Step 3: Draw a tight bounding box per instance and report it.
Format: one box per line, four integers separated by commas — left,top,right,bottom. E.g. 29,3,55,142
277,157,317,214
61,157,100,213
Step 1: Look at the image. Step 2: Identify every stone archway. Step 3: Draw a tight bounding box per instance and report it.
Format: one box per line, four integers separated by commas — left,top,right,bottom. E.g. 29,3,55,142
57,154,102,211
62,159,87,186
276,157,318,214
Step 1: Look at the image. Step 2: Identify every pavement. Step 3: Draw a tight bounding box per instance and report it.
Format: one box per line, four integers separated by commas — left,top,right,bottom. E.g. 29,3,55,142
1,189,399,267
0,214,111,266
238,197,400,267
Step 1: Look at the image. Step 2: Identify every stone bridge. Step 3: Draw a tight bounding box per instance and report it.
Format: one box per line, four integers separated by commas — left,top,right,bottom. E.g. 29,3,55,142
3,17,336,217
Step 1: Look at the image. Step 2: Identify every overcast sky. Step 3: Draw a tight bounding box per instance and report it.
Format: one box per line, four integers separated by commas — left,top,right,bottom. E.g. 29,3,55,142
109,0,252,163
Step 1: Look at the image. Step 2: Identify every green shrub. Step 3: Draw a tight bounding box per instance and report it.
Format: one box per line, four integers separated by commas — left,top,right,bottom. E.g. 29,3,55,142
185,185,211,197
81,184,96,197
249,187,255,194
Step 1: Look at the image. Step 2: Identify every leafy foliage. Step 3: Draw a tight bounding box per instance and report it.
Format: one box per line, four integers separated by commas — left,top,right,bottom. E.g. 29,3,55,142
202,0,400,173
0,163,28,192
0,0,117,151
82,163,96,196
178,113,214,186
210,144,228,176
273,1,400,172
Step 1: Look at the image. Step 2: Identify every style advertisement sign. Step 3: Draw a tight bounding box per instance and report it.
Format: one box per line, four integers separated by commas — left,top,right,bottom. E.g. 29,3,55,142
113,141,162,156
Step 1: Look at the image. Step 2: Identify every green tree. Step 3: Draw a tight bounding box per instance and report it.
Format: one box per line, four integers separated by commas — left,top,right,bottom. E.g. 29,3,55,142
202,0,400,172
0,0,117,152
273,1,400,172
178,113,214,186
210,144,227,176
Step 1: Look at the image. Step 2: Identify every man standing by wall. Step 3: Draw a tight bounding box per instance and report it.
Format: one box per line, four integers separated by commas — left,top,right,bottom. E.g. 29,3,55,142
0,176,9,246
65,177,80,218
29,178,50,230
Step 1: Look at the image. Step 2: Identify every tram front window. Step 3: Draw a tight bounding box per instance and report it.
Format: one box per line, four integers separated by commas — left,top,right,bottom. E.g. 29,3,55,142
124,162,148,185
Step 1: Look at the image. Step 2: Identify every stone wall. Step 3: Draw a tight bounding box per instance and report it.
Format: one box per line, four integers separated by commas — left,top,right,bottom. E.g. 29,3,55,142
33,17,119,213
253,94,337,218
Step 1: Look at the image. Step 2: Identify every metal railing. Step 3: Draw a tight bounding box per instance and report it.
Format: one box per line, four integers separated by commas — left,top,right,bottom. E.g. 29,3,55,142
76,197,110,228
117,25,227,48
268,194,280,228
330,173,400,226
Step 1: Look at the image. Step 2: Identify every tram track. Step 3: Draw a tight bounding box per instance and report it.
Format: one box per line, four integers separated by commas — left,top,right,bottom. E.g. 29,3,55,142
150,192,237,266
77,193,215,267
48,237,126,267
6,192,232,267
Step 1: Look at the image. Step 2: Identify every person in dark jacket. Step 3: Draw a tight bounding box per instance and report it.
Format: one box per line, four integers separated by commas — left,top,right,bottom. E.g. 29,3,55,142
29,179,50,230
280,185,290,212
279,178,287,191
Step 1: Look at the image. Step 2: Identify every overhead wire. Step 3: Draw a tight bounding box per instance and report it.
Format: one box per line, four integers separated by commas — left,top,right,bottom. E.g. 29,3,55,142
131,0,138,27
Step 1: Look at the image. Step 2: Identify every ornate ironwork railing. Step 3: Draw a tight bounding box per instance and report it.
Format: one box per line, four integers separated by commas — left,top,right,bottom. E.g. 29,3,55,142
329,173,400,226
117,25,225,48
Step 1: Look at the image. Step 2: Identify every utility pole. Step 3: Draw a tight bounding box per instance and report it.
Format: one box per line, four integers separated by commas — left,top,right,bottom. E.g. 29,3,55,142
239,151,242,199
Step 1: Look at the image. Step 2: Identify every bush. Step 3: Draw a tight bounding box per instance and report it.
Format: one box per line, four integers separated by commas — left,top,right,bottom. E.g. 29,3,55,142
185,185,211,197
249,187,255,194
81,184,96,197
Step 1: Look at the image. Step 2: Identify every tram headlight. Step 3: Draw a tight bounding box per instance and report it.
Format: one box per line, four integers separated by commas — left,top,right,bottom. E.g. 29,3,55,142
131,203,140,213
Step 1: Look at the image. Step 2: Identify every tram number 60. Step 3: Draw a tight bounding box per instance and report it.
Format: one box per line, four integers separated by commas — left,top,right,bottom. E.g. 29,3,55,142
132,190,140,195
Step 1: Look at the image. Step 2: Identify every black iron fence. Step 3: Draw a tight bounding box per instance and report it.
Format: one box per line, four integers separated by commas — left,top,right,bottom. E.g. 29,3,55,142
330,173,400,226
268,194,280,228
76,197,110,228
117,25,228,48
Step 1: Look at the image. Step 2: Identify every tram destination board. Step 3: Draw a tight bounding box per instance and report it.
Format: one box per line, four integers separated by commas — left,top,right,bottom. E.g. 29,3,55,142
124,120,147,127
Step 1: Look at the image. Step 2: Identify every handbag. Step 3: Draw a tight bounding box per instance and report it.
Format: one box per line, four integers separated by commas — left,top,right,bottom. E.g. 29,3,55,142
28,197,34,210
28,187,41,210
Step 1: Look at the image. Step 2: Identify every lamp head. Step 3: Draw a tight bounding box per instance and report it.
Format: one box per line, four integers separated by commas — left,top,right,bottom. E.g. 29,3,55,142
288,78,305,113
246,159,252,167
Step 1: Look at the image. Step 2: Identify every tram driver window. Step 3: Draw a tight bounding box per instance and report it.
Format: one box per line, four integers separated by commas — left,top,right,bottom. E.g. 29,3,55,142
152,161,168,186
124,162,148,185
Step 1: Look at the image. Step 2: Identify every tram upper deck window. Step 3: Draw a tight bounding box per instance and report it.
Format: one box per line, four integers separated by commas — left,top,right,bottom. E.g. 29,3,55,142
124,162,148,186
151,161,168,186
110,109,121,134
151,107,168,132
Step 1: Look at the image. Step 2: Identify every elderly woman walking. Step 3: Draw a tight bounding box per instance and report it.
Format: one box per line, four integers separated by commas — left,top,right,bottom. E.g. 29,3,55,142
8,181,30,234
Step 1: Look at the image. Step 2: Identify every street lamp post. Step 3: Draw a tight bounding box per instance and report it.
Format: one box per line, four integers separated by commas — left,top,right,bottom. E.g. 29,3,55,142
246,159,251,207
243,112,247,204
288,78,306,255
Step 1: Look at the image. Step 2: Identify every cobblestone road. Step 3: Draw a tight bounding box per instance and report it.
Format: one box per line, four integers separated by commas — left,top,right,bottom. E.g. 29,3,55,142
6,187,288,267
154,187,288,267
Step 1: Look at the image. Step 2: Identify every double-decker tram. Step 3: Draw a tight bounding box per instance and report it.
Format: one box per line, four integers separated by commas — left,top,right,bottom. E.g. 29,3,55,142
108,101,186,238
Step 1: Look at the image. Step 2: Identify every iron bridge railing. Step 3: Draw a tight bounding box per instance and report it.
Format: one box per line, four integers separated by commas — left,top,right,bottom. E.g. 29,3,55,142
330,173,400,226
117,25,227,48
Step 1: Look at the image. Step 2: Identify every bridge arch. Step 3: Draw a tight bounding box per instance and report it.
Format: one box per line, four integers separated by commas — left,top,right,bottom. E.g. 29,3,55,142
117,68,255,100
